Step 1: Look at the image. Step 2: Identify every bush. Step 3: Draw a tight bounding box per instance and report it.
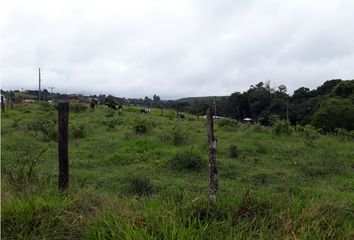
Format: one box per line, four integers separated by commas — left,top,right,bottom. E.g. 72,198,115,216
217,118,238,129
71,123,87,138
171,126,189,145
312,97,354,132
134,124,147,134
252,123,263,133
2,144,46,190
11,118,19,128
229,144,239,158
336,128,354,140
124,174,155,196
28,117,57,141
38,102,54,112
41,120,57,142
103,118,122,131
295,124,320,145
254,141,267,153
105,109,115,118
269,115,291,136
133,118,154,134
70,104,88,113
169,150,206,171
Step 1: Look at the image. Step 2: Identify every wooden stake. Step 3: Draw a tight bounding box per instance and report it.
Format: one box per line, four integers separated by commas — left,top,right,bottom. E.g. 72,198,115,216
1,96,4,112
207,108,218,203
38,68,41,101
58,102,69,191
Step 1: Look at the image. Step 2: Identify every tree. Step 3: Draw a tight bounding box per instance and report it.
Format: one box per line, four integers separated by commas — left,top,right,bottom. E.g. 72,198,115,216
312,97,354,132
315,79,342,96
152,94,161,107
329,80,354,98
105,95,117,105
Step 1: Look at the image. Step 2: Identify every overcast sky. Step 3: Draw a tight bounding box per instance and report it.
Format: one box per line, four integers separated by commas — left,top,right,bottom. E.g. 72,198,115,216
1,0,354,99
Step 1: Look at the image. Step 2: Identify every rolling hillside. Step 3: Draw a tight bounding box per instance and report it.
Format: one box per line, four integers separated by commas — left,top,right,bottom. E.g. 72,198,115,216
1,103,353,239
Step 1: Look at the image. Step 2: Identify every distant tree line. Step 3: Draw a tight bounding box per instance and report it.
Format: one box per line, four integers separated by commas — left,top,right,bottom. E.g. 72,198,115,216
172,79,354,132
2,79,353,132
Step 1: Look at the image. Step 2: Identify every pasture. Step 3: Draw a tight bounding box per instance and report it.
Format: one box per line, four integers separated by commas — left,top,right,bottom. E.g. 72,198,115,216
1,103,353,239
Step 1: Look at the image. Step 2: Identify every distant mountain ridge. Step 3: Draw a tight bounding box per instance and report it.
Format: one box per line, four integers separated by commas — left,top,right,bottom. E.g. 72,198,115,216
175,96,228,103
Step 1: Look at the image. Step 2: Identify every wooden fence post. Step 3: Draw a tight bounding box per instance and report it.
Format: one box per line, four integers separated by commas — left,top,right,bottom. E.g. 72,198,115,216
1,96,5,112
207,108,218,203
58,102,69,191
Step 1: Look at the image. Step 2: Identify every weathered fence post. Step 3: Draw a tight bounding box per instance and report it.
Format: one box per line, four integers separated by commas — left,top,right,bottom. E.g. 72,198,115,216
58,102,69,191
207,108,218,203
1,95,5,112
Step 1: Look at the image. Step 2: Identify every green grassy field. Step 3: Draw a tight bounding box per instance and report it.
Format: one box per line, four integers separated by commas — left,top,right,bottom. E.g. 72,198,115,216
1,103,353,239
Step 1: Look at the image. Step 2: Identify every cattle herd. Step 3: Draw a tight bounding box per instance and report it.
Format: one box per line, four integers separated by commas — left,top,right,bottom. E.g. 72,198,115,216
89,98,187,119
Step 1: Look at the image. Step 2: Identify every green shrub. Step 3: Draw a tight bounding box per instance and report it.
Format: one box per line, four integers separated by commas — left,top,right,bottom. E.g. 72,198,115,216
16,104,31,113
134,124,147,134
312,97,354,132
269,115,291,136
169,150,206,171
103,118,122,131
70,103,88,113
298,157,343,179
133,118,155,134
27,121,41,135
28,117,57,141
41,120,57,142
11,118,20,128
158,131,172,143
229,144,238,158
167,113,174,120
124,174,155,196
217,118,237,129
2,144,46,190
295,124,320,145
252,123,263,132
105,109,115,118
336,128,354,140
71,123,87,138
171,126,189,145
38,102,54,112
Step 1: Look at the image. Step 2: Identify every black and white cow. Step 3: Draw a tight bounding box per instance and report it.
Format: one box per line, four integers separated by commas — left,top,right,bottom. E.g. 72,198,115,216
106,103,118,110
90,99,98,110
176,114,185,119
140,108,150,114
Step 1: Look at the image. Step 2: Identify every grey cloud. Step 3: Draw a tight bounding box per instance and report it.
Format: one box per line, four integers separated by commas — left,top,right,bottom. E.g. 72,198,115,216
1,0,353,99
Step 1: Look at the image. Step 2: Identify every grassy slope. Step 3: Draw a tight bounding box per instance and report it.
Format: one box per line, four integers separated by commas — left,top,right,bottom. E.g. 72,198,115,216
1,103,353,239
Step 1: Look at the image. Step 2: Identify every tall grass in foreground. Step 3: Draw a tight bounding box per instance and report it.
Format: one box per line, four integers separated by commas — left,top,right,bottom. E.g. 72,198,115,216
2,189,353,239
1,104,353,239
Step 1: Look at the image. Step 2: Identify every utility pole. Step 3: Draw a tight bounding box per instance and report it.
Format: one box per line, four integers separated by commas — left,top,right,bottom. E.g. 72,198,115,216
49,87,55,102
213,101,216,118
38,68,41,101
286,100,289,121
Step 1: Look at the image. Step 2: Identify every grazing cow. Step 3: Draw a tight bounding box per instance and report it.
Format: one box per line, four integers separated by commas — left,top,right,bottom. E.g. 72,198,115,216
106,103,118,110
90,99,98,110
140,108,150,114
176,114,185,119
117,105,123,110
